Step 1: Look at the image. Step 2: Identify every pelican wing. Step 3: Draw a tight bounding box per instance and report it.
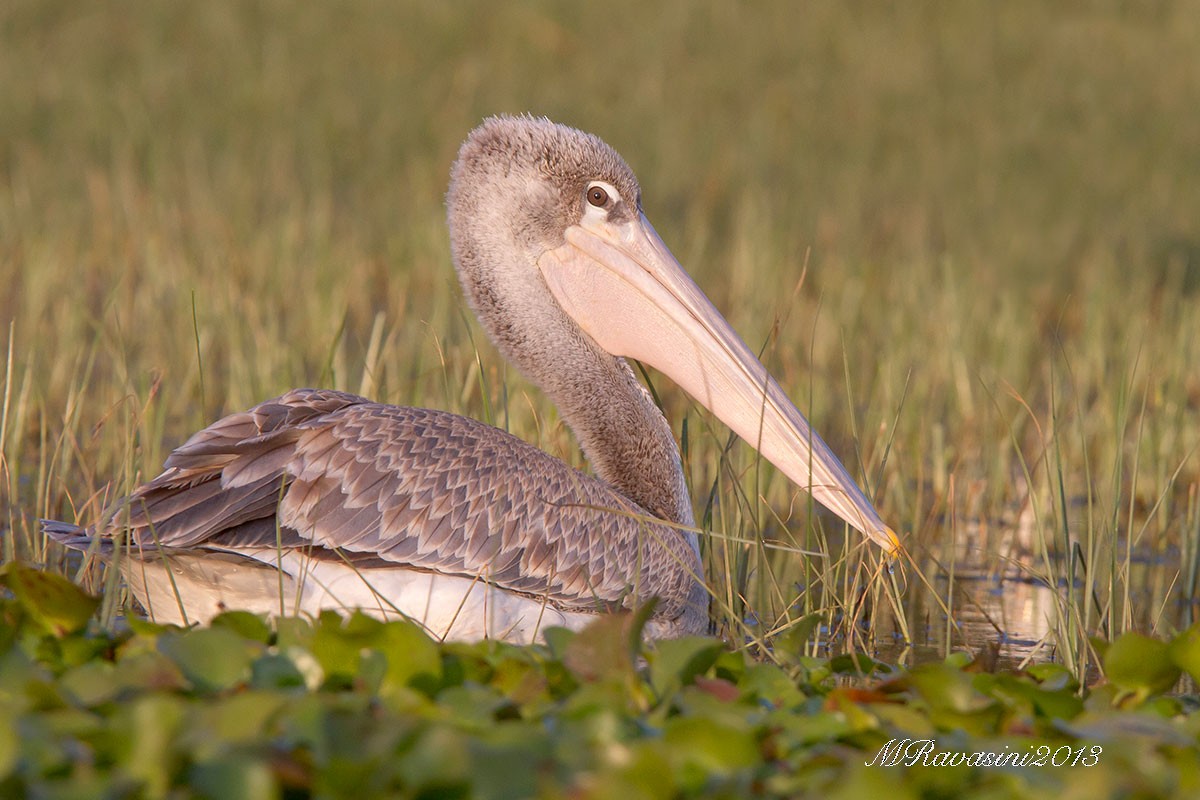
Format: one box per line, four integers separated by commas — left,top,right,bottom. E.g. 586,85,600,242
98,389,701,618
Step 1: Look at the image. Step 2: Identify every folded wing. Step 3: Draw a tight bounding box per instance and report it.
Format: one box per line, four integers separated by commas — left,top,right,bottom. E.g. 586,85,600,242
91,388,702,619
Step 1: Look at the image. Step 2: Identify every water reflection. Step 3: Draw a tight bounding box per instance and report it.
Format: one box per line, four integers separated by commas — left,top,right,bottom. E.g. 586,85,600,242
863,528,1198,684
874,566,1058,673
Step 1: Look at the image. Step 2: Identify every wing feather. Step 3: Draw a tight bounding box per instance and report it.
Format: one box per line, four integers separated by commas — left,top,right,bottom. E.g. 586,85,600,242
83,388,701,618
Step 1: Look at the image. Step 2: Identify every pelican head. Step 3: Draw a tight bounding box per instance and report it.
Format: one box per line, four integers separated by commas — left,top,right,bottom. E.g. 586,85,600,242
448,115,899,553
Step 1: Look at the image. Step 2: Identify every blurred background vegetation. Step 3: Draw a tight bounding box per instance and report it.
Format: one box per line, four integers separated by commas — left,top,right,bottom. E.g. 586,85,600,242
2,1,1198,657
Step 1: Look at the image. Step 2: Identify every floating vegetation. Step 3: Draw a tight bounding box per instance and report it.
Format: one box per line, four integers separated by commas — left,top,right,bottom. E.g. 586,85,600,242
4,4,1200,795
2,564,1199,799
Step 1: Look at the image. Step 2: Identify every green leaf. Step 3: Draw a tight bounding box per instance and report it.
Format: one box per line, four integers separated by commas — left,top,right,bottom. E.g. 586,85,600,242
541,625,576,659
114,694,187,797
311,611,384,681
190,756,277,800
159,626,259,692
1168,621,1200,683
772,613,824,663
210,610,273,644
377,619,442,695
1024,662,1079,692
1104,632,1181,701
250,652,308,690
907,662,993,714
393,724,470,793
737,662,806,707
196,691,289,748
1,562,99,636
905,662,1003,735
662,716,759,783
127,616,185,638
649,635,724,695
59,660,120,707
467,723,554,800
563,605,652,684
986,673,1084,721
0,702,19,780
274,615,313,650
829,652,886,677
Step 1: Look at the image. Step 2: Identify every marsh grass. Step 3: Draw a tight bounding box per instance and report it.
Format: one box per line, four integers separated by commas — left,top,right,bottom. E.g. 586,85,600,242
2,1,1199,678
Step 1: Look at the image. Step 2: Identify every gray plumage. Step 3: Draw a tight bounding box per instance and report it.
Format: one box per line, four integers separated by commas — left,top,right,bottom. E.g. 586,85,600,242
44,116,708,639
44,114,898,640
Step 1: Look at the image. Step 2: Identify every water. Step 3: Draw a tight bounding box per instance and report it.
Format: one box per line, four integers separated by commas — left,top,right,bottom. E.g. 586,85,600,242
869,531,1199,682
874,565,1060,673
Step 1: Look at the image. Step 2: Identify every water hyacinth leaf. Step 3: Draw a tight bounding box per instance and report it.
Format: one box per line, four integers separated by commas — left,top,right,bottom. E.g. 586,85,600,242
906,662,993,714
436,683,513,728
865,701,936,737
540,625,576,659
127,616,184,638
250,652,308,690
466,723,555,800
594,739,676,800
649,635,724,694
771,704,859,746
376,620,442,694
310,611,385,680
942,651,974,669
40,706,104,743
158,626,259,692
829,652,886,677
440,641,494,686
903,662,1003,735
821,688,884,733
394,724,471,792
184,692,290,762
737,662,807,707
486,653,551,708
978,673,1083,722
0,707,15,780
563,605,653,684
0,599,19,654
1058,708,1197,747
1104,632,1181,700
1167,621,1200,683
827,764,916,800
1023,662,1079,693
59,660,120,707
115,694,187,797
210,610,273,644
56,629,117,670
712,648,748,682
693,675,740,703
189,756,277,800
772,613,824,663
662,716,759,780
0,562,99,637
273,692,329,758
356,648,388,694
275,615,314,650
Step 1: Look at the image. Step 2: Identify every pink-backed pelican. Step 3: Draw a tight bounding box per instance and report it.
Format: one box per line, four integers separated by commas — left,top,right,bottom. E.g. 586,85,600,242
44,116,899,642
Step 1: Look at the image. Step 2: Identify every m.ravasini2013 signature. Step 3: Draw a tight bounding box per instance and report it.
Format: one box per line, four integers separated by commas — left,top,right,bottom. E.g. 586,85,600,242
865,739,1103,768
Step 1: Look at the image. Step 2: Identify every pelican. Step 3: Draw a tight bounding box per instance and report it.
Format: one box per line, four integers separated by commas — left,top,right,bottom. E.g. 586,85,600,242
44,116,899,642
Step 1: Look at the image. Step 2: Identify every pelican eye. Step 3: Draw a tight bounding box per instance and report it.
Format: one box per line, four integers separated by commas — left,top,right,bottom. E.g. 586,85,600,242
586,185,609,207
